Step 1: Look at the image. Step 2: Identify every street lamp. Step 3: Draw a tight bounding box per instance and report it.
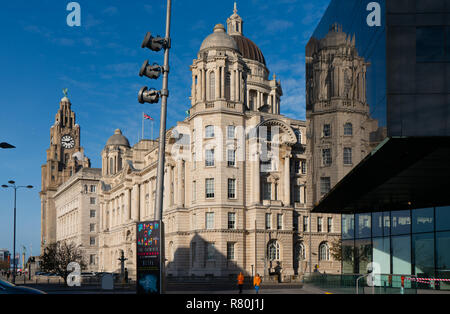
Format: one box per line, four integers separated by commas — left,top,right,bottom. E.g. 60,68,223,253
2,181,33,284
0,142,15,149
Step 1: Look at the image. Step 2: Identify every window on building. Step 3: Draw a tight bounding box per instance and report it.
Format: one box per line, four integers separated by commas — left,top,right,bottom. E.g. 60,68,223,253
192,181,197,202
227,242,235,260
320,177,331,195
293,212,299,231
318,217,323,232
228,179,236,199
261,160,272,172
90,224,95,232
295,130,302,144
90,210,96,218
268,241,280,261
323,124,331,137
327,217,333,233
90,185,96,193
89,255,96,265
277,214,283,230
303,216,309,232
206,242,215,261
206,212,214,229
227,125,236,139
228,213,236,229
225,72,231,100
209,72,215,100
294,186,301,203
344,147,352,165
205,178,215,199
322,148,332,166
265,213,272,230
227,149,236,167
295,242,306,261
192,152,196,170
294,160,301,174
84,185,88,193
319,242,330,261
416,26,449,62
301,161,307,174
90,237,96,246
263,182,272,200
344,123,353,136
205,125,215,138
205,149,215,167
90,197,96,205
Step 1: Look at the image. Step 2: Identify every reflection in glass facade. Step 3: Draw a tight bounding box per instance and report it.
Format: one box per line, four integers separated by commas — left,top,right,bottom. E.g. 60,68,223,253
341,207,450,290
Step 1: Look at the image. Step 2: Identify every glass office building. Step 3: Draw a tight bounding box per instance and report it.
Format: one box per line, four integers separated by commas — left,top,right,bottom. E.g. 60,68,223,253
341,207,450,289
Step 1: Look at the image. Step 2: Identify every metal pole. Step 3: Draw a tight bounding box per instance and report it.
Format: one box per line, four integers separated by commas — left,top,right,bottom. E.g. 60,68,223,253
13,187,16,284
154,0,172,295
309,213,312,275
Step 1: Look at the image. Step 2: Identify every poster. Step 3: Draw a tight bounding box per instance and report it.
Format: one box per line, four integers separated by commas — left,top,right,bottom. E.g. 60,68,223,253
136,221,161,294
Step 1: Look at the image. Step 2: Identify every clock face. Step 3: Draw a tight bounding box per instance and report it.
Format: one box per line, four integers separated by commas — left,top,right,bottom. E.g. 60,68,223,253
61,135,75,149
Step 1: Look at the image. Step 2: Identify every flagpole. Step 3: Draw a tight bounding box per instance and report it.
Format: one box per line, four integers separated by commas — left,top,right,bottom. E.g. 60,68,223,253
142,112,145,140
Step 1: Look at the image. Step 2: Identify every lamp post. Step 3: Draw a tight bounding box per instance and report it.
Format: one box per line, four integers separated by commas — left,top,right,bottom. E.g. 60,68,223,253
2,181,33,284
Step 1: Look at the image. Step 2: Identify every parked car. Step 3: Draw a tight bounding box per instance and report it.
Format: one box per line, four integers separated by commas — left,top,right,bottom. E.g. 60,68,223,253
0,279,46,294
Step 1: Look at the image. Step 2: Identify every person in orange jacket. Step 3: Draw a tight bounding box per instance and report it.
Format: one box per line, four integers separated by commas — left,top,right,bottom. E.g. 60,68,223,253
237,272,245,294
253,273,262,294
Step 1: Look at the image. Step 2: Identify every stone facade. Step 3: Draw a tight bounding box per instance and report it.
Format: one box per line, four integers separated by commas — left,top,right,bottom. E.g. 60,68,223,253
54,168,101,272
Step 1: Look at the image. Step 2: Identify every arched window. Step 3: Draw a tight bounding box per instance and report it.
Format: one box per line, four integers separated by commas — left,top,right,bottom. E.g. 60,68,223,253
295,242,306,261
319,242,330,261
344,123,353,136
295,130,302,144
209,72,215,100
268,241,280,261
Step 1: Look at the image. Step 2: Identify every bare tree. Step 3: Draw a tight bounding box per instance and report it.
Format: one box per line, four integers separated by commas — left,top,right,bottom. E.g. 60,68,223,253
40,241,86,284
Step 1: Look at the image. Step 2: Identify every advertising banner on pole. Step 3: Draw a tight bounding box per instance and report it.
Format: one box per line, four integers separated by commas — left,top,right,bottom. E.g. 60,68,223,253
136,221,161,294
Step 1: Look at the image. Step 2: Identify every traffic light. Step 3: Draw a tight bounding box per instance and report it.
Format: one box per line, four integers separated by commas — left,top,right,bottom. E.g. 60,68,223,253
138,87,160,104
139,60,162,80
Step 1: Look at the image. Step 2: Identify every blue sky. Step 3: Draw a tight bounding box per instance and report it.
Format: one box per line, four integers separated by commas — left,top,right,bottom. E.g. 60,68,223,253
0,0,330,258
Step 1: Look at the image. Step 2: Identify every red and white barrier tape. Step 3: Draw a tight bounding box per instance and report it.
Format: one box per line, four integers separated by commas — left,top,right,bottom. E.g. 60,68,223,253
406,277,450,283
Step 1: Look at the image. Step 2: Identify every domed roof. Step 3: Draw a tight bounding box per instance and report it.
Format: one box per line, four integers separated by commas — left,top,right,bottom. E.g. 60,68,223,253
106,129,130,148
231,35,266,65
200,24,239,52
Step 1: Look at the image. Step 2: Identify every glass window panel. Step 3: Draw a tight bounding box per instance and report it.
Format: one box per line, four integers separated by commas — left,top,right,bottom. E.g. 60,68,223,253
437,231,450,274
355,239,372,274
356,213,371,239
372,212,383,237
412,233,435,276
436,206,450,231
391,210,411,235
416,27,446,62
342,240,355,274
412,208,434,234
392,235,412,275
342,214,355,240
373,237,391,275
383,212,390,237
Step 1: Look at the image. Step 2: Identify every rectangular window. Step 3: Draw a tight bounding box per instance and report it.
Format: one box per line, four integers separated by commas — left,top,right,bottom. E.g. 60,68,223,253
227,242,235,260
90,237,96,246
206,242,215,261
261,160,272,172
317,217,323,232
205,149,215,167
227,150,236,167
90,224,95,232
303,216,309,232
327,217,333,233
228,213,236,229
294,160,301,174
265,213,272,230
263,182,272,200
89,255,96,265
192,181,197,202
294,186,301,203
90,185,96,193
90,197,96,205
320,177,331,195
344,147,352,165
301,161,307,174
277,214,283,230
322,149,332,166
228,179,236,199
416,26,448,62
323,124,331,137
391,210,411,235
227,125,235,139
90,210,96,218
205,178,215,199
192,152,196,170
205,125,215,138
206,212,214,229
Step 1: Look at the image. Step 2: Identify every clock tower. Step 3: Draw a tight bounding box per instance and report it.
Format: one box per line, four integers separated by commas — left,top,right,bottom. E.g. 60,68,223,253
40,93,91,252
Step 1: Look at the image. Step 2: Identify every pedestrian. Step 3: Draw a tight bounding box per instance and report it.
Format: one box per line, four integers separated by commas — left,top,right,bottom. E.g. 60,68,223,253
253,273,262,294
237,272,244,294
124,268,129,283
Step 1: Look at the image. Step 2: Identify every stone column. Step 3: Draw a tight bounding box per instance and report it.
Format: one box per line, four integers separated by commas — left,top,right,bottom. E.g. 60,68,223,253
254,152,260,204
192,73,196,103
284,153,291,206
126,188,131,221
240,72,243,103
231,70,235,102
221,66,225,99
177,160,184,207
215,68,220,100
108,202,112,230
256,92,260,111
202,68,206,101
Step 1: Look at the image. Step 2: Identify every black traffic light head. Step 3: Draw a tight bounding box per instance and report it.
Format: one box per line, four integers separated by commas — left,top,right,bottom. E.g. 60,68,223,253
138,87,160,104
141,32,166,52
139,60,162,80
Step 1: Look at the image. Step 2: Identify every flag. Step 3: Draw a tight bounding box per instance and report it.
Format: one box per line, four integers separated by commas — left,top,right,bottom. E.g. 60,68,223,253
143,113,154,121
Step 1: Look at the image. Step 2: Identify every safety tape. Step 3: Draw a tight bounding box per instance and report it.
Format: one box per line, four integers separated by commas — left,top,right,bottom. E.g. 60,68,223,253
406,278,450,282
